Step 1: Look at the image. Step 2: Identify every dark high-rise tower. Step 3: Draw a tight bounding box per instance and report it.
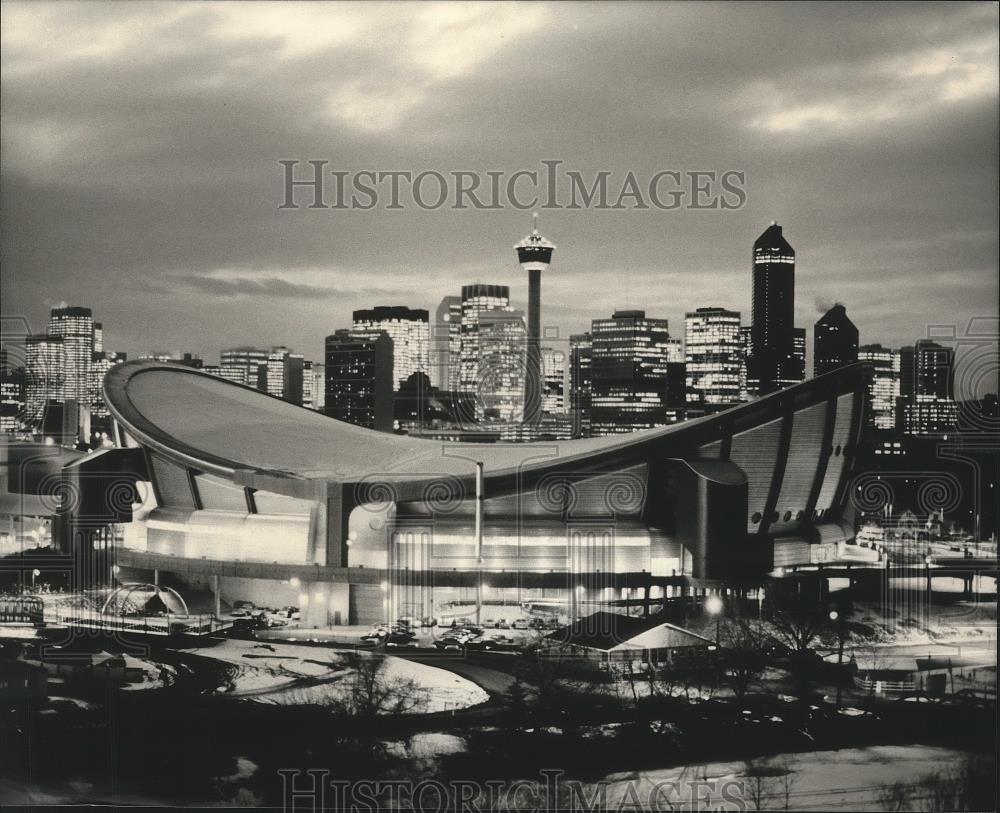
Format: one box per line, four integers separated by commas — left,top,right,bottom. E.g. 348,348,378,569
515,213,555,425
748,223,798,395
813,303,859,376
589,310,683,435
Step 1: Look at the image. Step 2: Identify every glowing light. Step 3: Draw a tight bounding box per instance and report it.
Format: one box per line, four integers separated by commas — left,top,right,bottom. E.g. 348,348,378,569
705,594,723,616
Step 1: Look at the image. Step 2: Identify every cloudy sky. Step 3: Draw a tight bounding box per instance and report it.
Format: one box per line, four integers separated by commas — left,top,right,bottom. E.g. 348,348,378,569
2,1,997,389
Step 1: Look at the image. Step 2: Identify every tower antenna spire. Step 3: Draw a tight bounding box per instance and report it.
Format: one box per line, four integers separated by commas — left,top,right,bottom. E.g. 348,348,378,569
532,210,539,234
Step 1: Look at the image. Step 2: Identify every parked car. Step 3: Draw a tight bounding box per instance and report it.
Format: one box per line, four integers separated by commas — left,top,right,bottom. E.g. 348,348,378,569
433,636,466,651
467,638,520,654
385,633,419,649
511,618,530,630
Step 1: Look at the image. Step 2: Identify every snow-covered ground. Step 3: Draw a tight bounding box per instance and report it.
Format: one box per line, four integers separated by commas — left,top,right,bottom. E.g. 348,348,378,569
598,744,971,811
178,639,488,711
179,638,345,695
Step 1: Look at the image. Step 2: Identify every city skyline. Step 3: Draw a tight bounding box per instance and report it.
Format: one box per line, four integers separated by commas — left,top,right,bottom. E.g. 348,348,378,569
7,217,989,396
1,2,997,388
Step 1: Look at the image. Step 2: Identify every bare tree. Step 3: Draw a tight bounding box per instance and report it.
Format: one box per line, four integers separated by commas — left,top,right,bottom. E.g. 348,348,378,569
329,653,427,718
773,756,797,811
719,617,768,702
769,609,832,701
741,757,779,811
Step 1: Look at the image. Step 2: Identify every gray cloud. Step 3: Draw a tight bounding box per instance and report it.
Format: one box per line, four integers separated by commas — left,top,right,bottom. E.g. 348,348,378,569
167,275,340,299
1,1,996,391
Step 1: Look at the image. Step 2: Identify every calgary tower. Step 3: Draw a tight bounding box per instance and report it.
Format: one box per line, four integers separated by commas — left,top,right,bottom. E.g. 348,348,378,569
515,212,556,425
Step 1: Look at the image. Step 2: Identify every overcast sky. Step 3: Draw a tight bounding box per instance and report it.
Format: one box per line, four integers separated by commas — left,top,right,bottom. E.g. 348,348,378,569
2,1,997,390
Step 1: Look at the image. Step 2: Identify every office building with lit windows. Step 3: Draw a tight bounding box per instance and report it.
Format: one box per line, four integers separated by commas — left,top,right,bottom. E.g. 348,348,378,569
24,335,65,425
684,307,743,408
747,225,804,394
219,347,269,388
858,344,900,430
89,352,127,418
458,284,512,397
47,306,94,405
814,304,859,377
324,329,394,432
353,307,429,391
476,309,527,423
432,295,463,391
541,346,567,415
590,310,683,435
569,332,593,438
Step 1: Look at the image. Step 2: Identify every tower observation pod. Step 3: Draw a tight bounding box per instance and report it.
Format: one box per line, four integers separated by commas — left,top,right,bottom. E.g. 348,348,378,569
515,212,556,425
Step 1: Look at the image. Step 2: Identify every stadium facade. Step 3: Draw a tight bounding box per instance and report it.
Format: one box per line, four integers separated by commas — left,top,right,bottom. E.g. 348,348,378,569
3,360,874,626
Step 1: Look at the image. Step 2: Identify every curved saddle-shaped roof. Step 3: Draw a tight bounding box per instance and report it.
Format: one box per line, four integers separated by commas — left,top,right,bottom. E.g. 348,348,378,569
104,360,871,490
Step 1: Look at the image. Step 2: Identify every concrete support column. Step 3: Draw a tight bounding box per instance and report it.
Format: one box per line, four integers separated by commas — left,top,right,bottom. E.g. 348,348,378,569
212,574,221,618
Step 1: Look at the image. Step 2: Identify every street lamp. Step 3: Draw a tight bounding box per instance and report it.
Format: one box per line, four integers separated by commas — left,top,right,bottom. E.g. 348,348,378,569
705,594,723,644
830,609,846,709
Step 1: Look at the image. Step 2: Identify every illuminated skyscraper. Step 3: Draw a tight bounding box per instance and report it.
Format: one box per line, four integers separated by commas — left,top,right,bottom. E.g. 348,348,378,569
814,303,859,376
324,329,394,432
894,339,956,434
459,284,511,395
311,363,325,411
302,360,314,409
476,309,527,423
261,347,289,395
858,344,899,430
684,307,742,408
788,328,806,386
25,334,65,425
569,332,593,437
220,347,268,387
738,325,752,400
590,310,683,435
913,339,955,399
47,305,94,404
0,351,24,434
515,214,555,425
432,295,463,391
89,351,127,417
352,306,429,391
541,346,567,415
748,224,803,394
